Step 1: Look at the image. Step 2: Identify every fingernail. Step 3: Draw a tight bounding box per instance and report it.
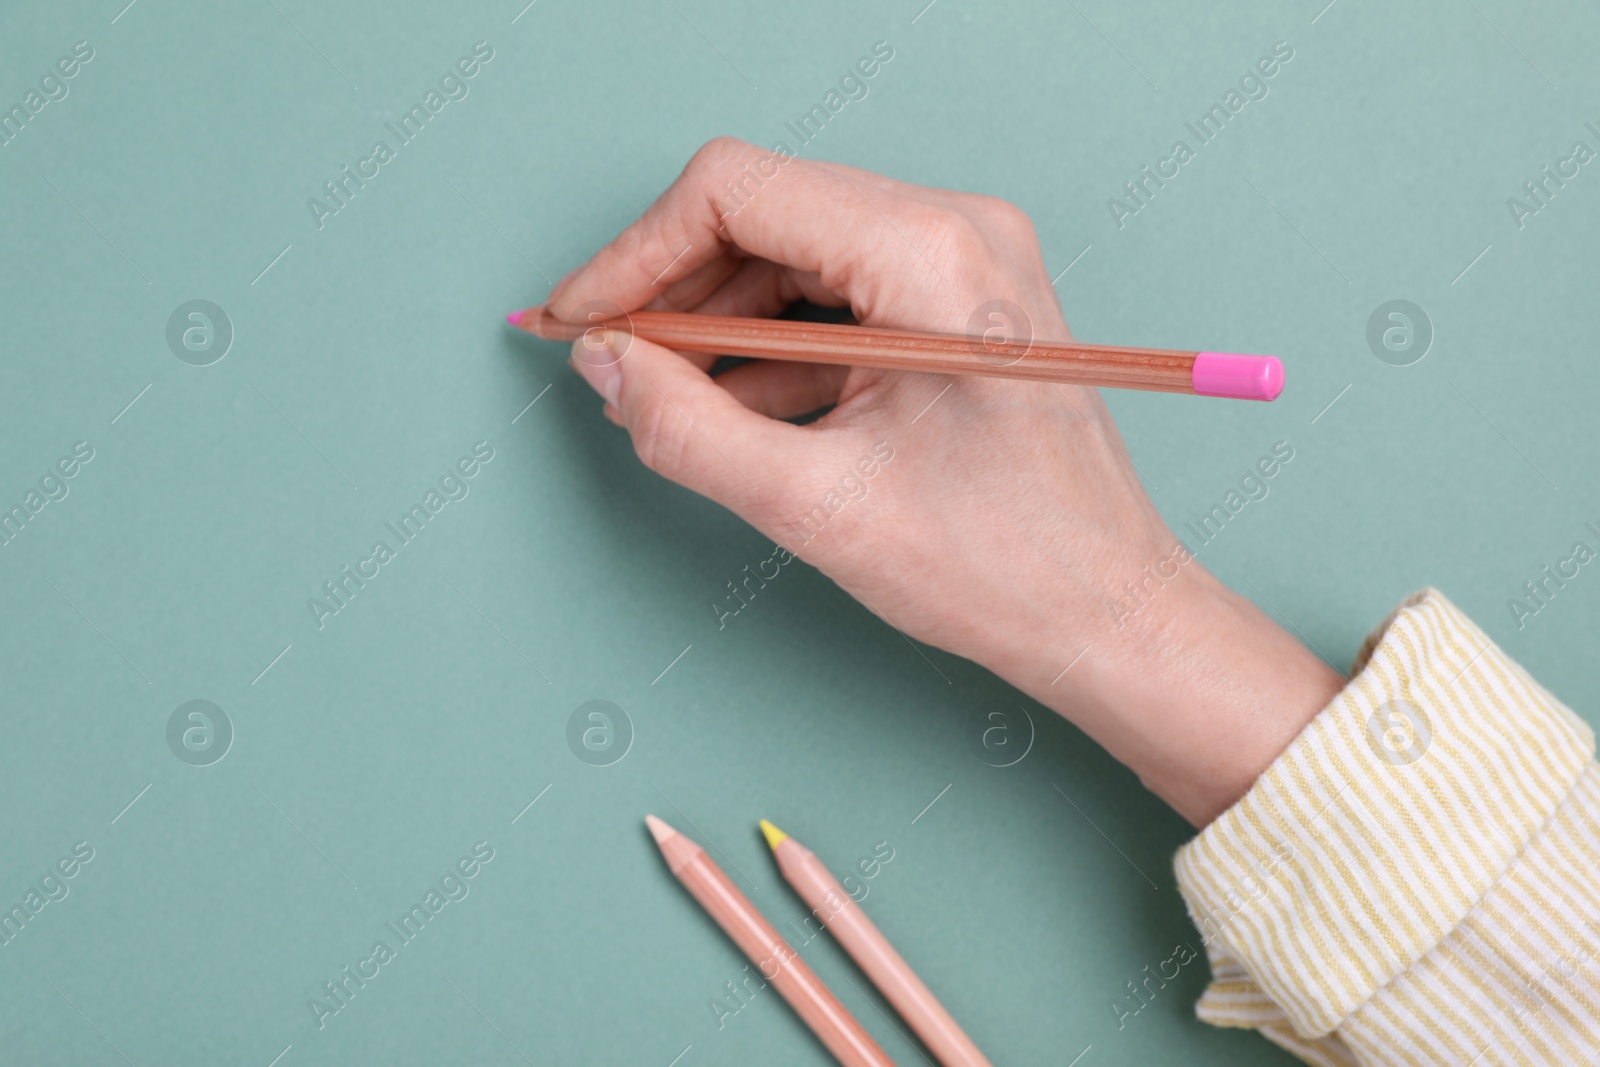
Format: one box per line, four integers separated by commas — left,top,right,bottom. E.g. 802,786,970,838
570,330,622,407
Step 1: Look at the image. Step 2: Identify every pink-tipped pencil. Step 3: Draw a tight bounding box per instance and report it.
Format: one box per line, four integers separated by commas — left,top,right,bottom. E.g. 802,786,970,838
506,305,1283,401
645,815,895,1067
761,821,993,1067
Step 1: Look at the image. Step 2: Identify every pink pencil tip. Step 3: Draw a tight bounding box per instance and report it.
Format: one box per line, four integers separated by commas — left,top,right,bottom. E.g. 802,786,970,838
645,814,676,844
506,311,522,326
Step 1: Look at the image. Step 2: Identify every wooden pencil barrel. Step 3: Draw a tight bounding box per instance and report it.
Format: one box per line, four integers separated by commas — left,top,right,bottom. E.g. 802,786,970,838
522,306,1197,392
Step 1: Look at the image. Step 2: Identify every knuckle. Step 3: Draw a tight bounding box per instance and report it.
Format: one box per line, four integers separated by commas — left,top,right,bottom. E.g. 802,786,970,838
629,394,688,476
991,197,1039,241
687,136,756,181
966,194,1038,245
883,200,962,253
637,226,691,285
920,210,989,263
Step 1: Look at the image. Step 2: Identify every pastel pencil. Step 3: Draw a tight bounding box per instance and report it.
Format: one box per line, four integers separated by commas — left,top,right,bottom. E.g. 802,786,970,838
506,305,1284,401
645,815,896,1067
761,821,992,1067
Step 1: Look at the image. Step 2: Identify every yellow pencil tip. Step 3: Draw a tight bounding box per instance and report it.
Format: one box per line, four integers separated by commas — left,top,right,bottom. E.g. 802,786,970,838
759,819,789,850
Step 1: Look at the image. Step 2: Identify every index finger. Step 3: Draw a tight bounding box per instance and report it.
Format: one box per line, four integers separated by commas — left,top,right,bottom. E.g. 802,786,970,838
545,137,922,323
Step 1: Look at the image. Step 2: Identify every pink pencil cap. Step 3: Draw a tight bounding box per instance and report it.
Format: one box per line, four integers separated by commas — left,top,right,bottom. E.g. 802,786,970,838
1192,352,1284,402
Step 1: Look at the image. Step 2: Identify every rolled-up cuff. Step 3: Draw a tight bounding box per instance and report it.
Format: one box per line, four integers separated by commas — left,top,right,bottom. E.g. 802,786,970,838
1173,589,1595,1038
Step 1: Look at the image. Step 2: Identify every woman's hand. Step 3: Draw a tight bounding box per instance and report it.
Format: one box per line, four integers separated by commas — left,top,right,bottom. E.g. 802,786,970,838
544,138,1343,826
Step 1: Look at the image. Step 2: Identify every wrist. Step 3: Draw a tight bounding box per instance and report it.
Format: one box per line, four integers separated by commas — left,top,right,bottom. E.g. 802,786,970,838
994,565,1346,826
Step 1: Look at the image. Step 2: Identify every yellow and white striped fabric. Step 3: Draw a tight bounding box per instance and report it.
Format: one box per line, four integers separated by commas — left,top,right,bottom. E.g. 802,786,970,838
1174,589,1600,1066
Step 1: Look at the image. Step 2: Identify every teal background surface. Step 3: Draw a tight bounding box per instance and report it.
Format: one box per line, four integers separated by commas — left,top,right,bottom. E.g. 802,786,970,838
3,1,1598,1064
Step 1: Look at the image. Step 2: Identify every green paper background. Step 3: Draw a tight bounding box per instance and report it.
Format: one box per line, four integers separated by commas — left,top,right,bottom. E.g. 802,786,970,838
2,1,1596,1064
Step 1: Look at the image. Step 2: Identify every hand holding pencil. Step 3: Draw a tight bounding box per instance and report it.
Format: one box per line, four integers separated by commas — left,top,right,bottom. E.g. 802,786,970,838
538,138,1340,828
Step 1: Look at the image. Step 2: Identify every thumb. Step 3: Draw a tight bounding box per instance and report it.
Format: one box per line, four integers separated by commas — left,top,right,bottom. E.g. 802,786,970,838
570,330,808,522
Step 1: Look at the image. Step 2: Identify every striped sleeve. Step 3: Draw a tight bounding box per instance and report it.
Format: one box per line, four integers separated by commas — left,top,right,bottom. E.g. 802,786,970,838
1172,589,1600,1066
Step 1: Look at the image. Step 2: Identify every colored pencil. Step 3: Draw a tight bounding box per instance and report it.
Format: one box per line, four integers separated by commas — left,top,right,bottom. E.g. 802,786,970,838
645,815,896,1067
761,821,993,1067
506,305,1284,401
